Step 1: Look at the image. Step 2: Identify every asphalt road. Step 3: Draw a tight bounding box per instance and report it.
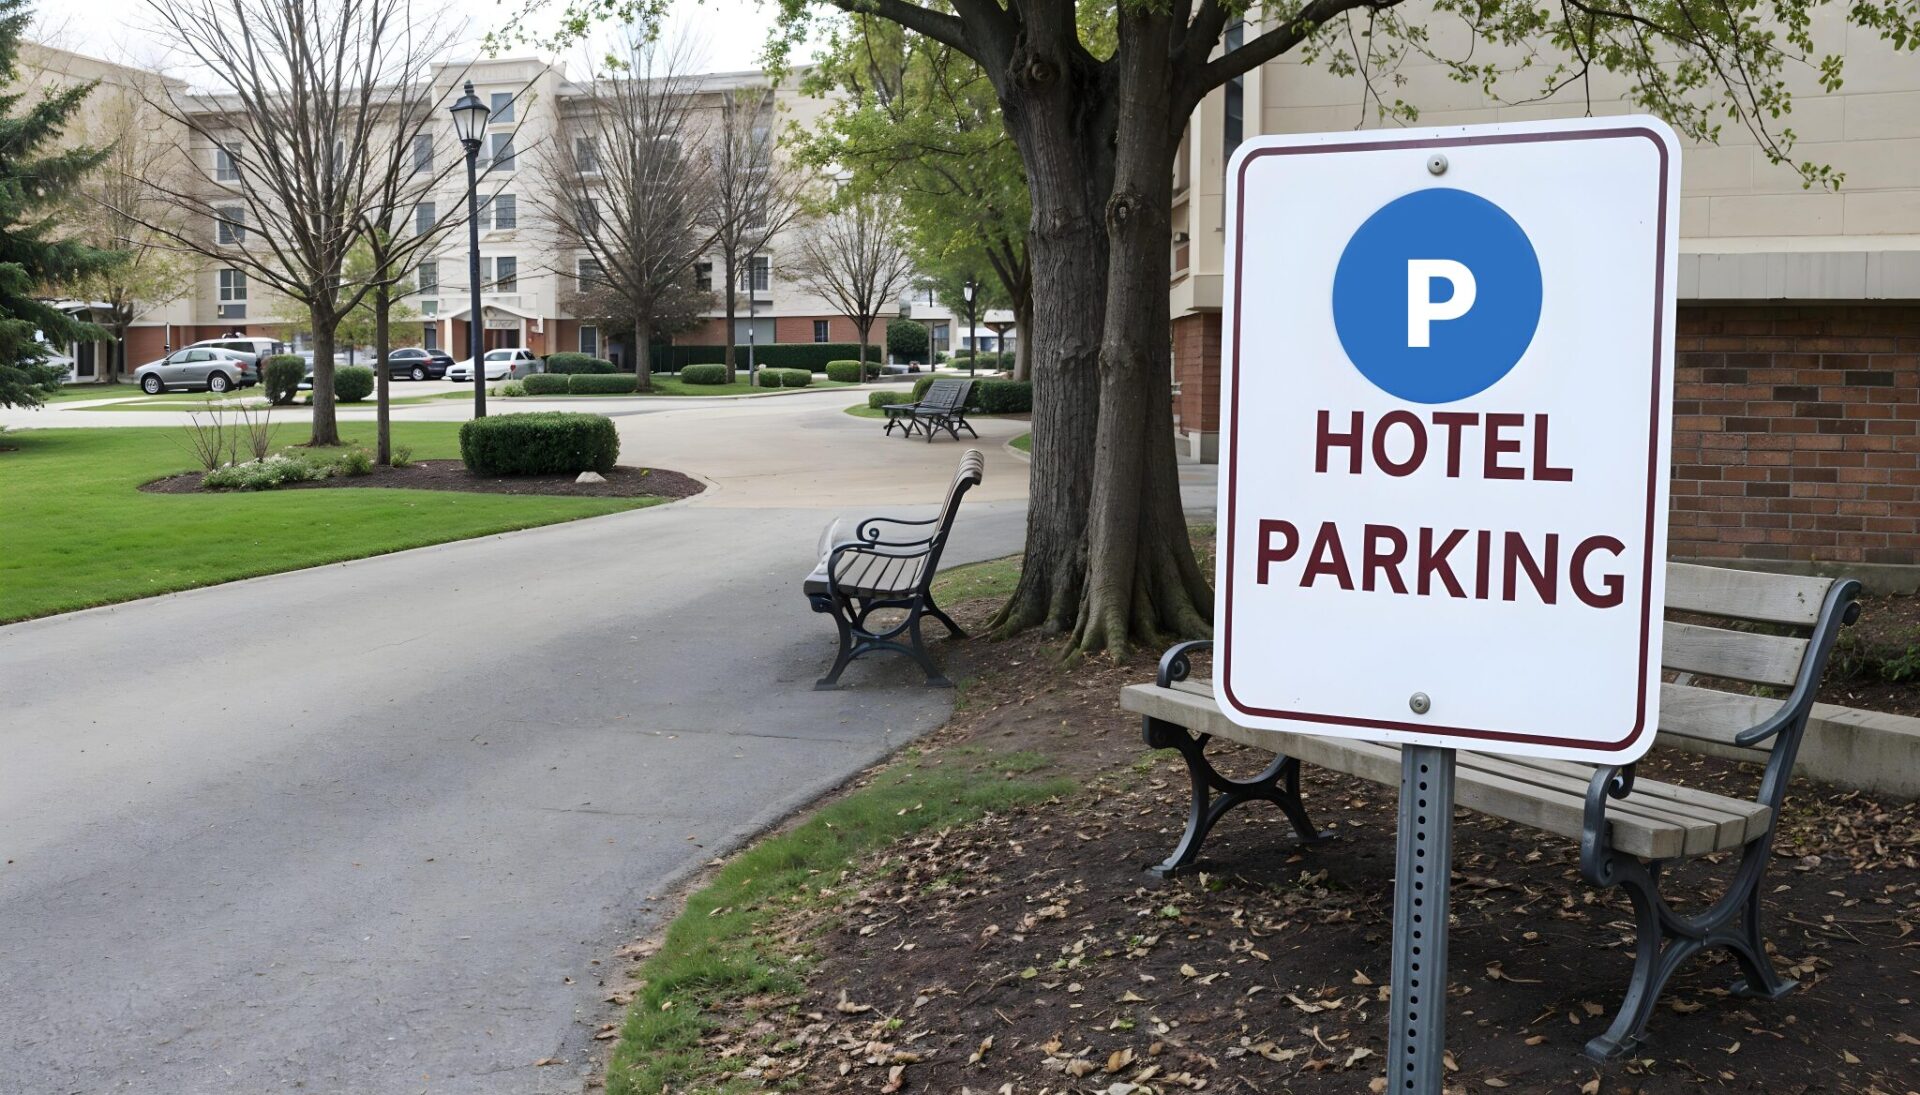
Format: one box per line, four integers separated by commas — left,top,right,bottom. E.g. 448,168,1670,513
0,394,1213,1093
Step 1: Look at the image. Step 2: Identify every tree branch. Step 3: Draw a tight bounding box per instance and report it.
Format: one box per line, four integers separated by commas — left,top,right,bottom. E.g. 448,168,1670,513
1180,0,1401,113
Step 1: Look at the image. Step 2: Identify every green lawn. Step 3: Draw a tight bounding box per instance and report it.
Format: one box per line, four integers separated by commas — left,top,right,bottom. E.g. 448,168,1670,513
37,384,185,404
0,423,655,623
1011,431,1031,452
96,392,447,412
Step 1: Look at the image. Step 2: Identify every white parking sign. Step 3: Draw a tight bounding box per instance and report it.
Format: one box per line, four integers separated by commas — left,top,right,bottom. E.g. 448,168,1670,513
1216,118,1679,764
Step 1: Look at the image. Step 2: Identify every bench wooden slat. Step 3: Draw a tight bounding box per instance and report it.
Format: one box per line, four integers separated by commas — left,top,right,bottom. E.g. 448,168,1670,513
1661,621,1807,687
1666,563,1831,626
1657,681,1782,754
1123,681,1775,860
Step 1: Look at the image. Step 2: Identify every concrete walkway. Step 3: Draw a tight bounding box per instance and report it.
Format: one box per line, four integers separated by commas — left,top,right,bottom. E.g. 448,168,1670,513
0,393,1212,1093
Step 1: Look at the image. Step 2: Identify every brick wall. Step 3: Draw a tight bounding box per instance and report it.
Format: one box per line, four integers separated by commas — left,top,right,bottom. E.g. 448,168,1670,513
1672,305,1920,567
1172,312,1222,436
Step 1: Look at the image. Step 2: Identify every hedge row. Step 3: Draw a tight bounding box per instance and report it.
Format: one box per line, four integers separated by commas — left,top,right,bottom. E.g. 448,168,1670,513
753,367,812,389
545,353,616,374
680,363,727,385
649,342,881,372
522,373,570,395
459,412,619,475
868,391,912,409
910,376,1032,413
570,373,637,394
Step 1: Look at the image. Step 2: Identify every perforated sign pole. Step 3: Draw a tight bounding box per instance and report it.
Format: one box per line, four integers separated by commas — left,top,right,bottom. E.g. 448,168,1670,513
1387,744,1455,1094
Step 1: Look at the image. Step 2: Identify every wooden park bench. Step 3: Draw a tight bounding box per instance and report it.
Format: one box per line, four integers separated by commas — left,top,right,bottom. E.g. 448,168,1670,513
883,378,977,443
1120,563,1861,1062
804,449,983,690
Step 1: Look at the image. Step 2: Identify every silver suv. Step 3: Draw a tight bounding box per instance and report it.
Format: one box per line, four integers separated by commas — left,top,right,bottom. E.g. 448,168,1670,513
132,347,258,394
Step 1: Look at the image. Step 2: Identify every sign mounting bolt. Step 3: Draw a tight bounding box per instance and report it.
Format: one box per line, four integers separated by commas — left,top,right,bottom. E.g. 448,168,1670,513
1427,154,1448,176
1409,692,1432,715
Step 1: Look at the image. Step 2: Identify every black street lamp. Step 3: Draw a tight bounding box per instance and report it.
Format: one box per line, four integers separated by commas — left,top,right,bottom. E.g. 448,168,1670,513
962,276,978,377
449,81,489,418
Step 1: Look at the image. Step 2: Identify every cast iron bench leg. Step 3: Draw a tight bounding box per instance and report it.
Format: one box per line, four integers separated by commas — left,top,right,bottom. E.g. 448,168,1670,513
1144,720,1332,878
1582,838,1790,1062
923,598,967,639
812,595,859,691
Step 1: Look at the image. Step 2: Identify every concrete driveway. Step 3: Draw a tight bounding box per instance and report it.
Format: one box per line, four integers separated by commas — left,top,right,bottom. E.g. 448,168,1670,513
0,391,1211,1093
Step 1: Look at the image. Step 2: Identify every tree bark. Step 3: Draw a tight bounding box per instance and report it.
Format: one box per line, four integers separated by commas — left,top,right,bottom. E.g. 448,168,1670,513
308,304,341,447
721,252,738,384
374,283,391,464
634,316,652,393
1012,288,1033,382
985,32,1111,639
1068,11,1212,656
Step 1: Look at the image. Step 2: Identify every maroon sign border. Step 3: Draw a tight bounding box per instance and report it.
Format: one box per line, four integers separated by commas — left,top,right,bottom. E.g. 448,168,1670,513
1220,126,1671,755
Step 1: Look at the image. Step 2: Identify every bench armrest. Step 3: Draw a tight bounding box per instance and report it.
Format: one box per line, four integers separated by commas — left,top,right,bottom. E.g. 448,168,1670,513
855,514,941,544
1580,763,1638,883
1157,639,1213,688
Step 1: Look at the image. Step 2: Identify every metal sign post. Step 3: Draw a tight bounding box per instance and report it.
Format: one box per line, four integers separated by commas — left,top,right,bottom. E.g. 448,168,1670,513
1386,743,1455,1094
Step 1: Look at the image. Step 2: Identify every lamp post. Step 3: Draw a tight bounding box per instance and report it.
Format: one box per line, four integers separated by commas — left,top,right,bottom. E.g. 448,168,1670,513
962,276,978,376
745,251,757,384
449,81,489,418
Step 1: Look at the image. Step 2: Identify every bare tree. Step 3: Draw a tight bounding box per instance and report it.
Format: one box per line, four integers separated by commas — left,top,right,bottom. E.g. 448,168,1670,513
137,0,436,445
533,32,712,392
787,193,914,373
61,78,198,384
707,85,803,384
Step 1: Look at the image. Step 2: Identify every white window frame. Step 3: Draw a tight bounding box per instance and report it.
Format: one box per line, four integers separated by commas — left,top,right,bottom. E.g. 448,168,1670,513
488,133,515,171
414,201,435,237
215,205,246,245
489,91,514,123
579,324,599,356
739,256,770,292
416,259,438,294
813,319,829,343
575,136,599,175
412,134,433,174
215,143,241,182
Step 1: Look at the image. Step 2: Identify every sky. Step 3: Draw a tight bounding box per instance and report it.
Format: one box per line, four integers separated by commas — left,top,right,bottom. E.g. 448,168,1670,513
32,0,815,83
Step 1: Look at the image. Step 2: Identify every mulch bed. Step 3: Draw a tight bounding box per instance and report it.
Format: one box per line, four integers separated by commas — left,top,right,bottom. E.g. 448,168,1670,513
675,598,1920,1095
140,461,705,499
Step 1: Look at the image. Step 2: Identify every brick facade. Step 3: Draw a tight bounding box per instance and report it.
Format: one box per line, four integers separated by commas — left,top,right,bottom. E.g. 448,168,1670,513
1671,304,1920,568
1171,312,1222,448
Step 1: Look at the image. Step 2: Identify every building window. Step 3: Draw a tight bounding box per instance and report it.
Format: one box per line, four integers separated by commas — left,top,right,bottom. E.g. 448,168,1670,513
575,136,599,174
482,193,517,230
416,259,438,294
484,255,517,292
930,323,949,352
812,320,829,343
694,262,712,291
739,256,769,292
217,268,247,318
414,201,435,236
215,143,241,181
576,256,603,289
420,299,437,315
412,134,432,174
579,324,599,356
488,133,515,171
423,325,438,350
215,205,246,245
489,91,514,123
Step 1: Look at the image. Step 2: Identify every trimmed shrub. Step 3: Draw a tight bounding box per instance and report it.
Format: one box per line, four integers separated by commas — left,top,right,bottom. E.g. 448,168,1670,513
974,379,1033,414
264,355,305,405
334,365,375,403
649,342,880,372
755,368,787,388
911,375,938,402
827,359,881,383
459,412,619,476
886,319,929,361
868,391,912,409
569,373,638,394
778,368,812,388
679,363,727,385
545,352,616,374
522,373,570,396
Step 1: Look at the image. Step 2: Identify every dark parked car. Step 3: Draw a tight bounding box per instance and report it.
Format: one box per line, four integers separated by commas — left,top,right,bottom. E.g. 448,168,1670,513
385,347,454,380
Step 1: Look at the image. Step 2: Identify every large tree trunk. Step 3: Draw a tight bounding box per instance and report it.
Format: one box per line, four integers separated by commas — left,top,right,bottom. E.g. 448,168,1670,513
1012,288,1033,383
1069,15,1212,656
985,36,1111,639
721,251,738,384
308,305,341,447
374,284,391,465
633,315,652,393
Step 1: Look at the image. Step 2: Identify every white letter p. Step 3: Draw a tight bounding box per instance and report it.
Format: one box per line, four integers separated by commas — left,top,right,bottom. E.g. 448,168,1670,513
1406,259,1477,348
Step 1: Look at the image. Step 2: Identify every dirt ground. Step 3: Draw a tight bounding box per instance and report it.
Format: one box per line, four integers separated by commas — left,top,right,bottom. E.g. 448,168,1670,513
141,461,706,499
685,596,1920,1095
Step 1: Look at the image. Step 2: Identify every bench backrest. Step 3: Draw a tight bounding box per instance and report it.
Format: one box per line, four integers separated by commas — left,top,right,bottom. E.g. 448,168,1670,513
917,448,985,587
1657,562,1859,810
921,378,973,412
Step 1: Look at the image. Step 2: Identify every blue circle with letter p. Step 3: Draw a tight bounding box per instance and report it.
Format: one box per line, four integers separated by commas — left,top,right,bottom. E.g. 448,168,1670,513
1331,187,1542,404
